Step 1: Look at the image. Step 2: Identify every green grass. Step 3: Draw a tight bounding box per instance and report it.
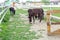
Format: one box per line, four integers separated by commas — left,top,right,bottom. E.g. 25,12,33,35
2,7,60,40
51,13,60,22
51,7,60,10
0,9,42,40
52,13,60,17
16,9,28,15
43,7,50,11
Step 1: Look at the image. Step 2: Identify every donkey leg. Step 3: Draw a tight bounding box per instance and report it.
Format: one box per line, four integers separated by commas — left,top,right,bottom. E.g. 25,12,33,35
39,16,42,22
35,16,37,19
29,17,32,24
33,16,35,23
40,19,41,22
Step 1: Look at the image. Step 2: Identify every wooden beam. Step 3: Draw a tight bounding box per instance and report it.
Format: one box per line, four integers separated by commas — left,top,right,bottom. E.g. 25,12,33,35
47,10,60,13
51,22,60,25
51,29,60,35
53,10,60,13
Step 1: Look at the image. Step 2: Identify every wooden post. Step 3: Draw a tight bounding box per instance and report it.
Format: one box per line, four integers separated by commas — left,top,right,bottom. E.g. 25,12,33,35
47,10,60,35
47,11,51,35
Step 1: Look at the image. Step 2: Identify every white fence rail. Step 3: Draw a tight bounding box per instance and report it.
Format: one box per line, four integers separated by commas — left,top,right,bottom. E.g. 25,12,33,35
51,15,60,20
0,7,8,24
17,5,60,9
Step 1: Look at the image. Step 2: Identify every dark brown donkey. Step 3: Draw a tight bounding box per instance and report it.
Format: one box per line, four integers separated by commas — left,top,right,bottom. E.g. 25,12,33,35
28,8,44,23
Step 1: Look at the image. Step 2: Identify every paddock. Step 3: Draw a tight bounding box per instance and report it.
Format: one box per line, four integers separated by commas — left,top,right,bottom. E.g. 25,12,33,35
0,1,60,40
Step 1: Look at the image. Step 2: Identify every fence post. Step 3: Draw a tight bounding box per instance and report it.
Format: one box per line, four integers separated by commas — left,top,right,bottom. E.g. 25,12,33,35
47,11,51,35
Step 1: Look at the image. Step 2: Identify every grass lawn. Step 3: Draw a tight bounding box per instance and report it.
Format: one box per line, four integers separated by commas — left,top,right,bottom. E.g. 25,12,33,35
52,13,60,17
0,9,42,40
0,7,60,40
51,7,60,10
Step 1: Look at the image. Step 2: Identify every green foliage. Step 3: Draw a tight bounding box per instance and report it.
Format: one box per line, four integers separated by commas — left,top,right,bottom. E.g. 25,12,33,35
3,9,10,22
